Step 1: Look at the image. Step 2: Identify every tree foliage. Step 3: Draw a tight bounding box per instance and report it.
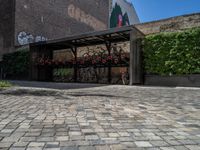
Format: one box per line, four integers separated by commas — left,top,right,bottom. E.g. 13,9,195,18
2,49,29,78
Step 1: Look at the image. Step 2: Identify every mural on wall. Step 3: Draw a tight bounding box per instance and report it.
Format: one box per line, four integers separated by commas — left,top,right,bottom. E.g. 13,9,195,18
17,31,48,45
110,0,140,28
110,3,130,28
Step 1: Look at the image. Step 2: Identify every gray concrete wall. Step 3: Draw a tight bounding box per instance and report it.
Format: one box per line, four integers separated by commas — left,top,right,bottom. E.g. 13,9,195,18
135,13,200,35
15,0,109,46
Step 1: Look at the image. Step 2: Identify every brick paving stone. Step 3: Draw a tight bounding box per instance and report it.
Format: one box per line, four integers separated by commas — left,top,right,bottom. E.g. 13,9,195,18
161,136,175,141
74,141,90,146
0,142,13,148
178,139,197,145
28,142,45,147
60,141,76,147
20,137,36,142
2,136,21,142
56,136,69,141
13,142,29,147
173,146,190,150
60,147,78,150
69,132,82,136
27,148,43,150
185,145,200,150
135,141,153,148
0,84,199,149
146,148,161,150
110,144,127,150
25,132,41,137
121,142,137,148
108,133,119,138
1,129,15,133
160,147,176,150
118,137,134,142
85,135,99,141
118,132,130,137
10,148,26,150
78,146,96,150
71,135,85,141
150,140,169,147
164,140,182,146
45,142,59,148
36,137,54,142
95,145,110,150
44,148,60,150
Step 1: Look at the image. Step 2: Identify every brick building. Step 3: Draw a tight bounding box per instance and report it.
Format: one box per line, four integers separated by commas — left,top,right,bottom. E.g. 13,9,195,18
0,0,112,59
1,0,199,61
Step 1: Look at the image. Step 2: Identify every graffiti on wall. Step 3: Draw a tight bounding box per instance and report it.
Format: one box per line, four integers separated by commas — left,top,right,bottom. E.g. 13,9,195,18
68,4,107,30
17,31,48,45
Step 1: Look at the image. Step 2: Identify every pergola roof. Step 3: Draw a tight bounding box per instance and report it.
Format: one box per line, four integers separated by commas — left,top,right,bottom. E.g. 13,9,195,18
30,25,144,50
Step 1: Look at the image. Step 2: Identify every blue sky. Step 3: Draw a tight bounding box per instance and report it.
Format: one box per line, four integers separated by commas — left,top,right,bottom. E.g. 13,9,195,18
131,0,200,23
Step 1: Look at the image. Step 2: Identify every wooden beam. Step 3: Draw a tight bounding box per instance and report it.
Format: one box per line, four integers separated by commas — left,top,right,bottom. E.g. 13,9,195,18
72,47,77,82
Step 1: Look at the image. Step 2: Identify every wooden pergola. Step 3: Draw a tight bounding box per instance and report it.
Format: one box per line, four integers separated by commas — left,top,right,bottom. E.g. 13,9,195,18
29,25,144,85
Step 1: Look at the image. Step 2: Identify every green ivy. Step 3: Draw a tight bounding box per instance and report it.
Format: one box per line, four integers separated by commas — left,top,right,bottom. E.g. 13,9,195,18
0,81,12,88
144,27,200,75
2,49,29,78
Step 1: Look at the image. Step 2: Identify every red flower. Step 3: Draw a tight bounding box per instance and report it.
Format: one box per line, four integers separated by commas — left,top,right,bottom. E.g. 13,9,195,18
96,56,101,61
92,60,96,64
102,59,107,64
80,60,84,64
107,55,113,60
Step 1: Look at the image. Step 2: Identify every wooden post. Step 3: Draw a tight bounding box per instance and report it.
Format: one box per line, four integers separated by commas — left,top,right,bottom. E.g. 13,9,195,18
71,47,77,82
40,46,53,81
30,44,53,81
129,30,143,85
29,45,39,81
105,41,112,84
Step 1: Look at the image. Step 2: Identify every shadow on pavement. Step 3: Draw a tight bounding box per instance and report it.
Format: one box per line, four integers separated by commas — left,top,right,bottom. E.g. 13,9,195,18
0,88,61,97
8,80,109,90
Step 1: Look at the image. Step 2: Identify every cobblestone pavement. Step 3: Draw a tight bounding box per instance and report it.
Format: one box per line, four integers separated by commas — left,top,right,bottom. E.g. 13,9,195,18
0,83,200,150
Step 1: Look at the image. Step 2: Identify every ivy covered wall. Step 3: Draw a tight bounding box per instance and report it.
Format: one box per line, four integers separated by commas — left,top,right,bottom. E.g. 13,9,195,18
144,27,200,75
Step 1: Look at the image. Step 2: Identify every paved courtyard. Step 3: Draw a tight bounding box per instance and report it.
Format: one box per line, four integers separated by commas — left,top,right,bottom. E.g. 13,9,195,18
0,82,200,150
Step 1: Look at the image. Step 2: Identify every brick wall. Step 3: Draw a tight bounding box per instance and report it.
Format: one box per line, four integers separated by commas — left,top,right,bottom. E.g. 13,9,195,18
135,13,200,35
15,0,109,46
0,0,15,58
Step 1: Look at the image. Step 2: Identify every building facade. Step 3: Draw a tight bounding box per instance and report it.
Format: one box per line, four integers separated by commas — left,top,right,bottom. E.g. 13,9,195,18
0,0,141,59
0,0,15,57
0,0,111,58
15,0,110,46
